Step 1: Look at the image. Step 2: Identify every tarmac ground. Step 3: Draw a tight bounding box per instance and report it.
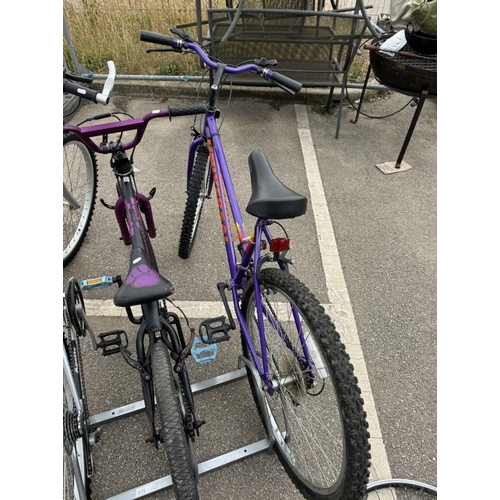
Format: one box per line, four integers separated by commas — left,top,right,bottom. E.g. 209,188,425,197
63,79,437,500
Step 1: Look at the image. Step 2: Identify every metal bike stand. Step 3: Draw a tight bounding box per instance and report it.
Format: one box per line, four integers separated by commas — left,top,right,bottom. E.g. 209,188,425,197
88,358,438,499
88,360,274,500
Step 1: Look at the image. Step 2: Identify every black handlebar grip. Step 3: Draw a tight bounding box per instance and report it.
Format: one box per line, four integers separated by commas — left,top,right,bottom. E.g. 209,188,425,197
140,30,179,48
269,71,302,95
168,104,209,117
63,80,108,104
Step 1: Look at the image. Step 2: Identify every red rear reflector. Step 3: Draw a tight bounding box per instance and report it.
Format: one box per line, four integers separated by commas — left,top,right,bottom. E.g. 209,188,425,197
270,237,290,253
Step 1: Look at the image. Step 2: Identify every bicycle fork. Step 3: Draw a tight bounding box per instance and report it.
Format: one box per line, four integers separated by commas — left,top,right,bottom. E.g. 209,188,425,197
136,303,205,447
99,143,158,246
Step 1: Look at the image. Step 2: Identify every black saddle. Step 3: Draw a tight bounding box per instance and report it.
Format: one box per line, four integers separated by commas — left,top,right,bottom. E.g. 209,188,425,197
114,247,174,307
245,150,307,219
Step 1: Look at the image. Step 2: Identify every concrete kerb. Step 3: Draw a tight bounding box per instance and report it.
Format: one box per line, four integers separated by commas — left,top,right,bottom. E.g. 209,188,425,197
104,78,380,106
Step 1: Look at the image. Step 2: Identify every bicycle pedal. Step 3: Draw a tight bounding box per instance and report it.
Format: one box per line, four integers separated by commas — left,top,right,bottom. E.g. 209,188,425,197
81,275,114,290
191,336,217,365
97,329,128,355
199,316,231,344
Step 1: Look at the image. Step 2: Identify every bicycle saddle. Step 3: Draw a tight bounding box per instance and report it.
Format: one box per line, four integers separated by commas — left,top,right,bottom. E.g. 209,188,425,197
246,150,307,219
114,247,174,307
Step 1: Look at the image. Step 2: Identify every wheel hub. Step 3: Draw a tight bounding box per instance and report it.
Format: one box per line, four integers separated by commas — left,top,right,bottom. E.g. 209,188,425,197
280,352,307,405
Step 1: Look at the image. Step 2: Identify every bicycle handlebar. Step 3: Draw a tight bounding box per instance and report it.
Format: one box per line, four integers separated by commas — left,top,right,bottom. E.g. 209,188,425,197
139,30,302,96
64,29,303,154
63,60,116,105
64,104,209,154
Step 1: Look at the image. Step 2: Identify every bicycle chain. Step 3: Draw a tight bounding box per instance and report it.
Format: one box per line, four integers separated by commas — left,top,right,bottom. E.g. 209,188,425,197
63,335,80,454
66,279,94,481
63,330,94,497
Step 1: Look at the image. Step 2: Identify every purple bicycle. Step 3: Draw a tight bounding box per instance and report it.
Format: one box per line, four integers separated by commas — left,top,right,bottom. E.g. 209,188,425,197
63,27,371,500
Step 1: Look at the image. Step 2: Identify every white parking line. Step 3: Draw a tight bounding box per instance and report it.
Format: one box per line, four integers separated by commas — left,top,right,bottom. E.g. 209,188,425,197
295,104,394,499
83,104,395,498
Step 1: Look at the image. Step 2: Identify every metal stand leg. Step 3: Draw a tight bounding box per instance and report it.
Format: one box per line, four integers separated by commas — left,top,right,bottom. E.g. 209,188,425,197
351,60,432,174
394,89,428,168
351,63,372,125
324,84,343,140
325,84,335,112
325,71,352,139
375,88,430,174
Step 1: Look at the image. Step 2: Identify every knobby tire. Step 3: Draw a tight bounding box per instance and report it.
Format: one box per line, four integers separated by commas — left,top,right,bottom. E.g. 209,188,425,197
151,342,199,500
178,145,210,259
241,268,371,500
63,131,98,267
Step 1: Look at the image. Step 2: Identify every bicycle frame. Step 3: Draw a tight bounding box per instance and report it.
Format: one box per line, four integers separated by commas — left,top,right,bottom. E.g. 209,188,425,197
191,114,314,396
101,144,202,445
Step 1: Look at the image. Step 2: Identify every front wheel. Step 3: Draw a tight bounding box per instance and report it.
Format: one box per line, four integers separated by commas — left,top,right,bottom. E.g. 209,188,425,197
241,268,371,500
63,132,98,267
178,145,210,259
151,342,199,500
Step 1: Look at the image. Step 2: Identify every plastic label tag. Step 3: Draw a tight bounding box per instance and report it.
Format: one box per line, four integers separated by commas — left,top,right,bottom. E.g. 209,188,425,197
379,30,407,57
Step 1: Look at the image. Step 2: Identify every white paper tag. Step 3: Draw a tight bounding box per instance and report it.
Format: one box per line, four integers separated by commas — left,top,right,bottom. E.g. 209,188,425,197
379,30,407,57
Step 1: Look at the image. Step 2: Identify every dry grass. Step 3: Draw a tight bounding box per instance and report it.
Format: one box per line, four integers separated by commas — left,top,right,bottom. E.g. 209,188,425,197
63,0,221,75
63,0,370,79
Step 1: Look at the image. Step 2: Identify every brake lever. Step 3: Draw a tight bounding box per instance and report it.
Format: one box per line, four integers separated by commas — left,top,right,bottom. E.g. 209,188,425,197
170,26,195,43
255,57,278,68
146,48,177,53
64,70,94,85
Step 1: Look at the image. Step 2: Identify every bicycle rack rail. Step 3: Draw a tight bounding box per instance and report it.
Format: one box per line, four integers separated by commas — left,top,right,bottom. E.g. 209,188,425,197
88,363,274,500
88,357,437,499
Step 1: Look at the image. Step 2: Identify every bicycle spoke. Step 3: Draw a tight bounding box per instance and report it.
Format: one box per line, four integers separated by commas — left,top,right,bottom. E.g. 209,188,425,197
241,268,370,499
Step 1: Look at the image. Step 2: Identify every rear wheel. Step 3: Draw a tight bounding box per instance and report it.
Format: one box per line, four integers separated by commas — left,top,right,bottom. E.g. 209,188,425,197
63,132,98,267
63,280,93,499
178,145,210,259
151,342,199,500
63,342,92,499
241,268,371,500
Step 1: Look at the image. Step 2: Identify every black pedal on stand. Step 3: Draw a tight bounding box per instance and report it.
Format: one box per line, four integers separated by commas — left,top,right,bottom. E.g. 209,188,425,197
96,329,128,356
199,316,232,344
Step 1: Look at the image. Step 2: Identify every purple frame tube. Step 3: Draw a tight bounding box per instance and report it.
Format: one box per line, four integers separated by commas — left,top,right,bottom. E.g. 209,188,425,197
199,114,273,382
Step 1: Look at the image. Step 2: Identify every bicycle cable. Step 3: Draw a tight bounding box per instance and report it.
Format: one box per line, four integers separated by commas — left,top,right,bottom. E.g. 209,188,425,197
191,67,233,134
76,111,134,128
77,111,141,164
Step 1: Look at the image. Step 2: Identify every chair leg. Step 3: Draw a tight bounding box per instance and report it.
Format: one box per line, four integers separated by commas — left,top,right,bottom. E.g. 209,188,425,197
352,63,372,124
335,85,345,139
